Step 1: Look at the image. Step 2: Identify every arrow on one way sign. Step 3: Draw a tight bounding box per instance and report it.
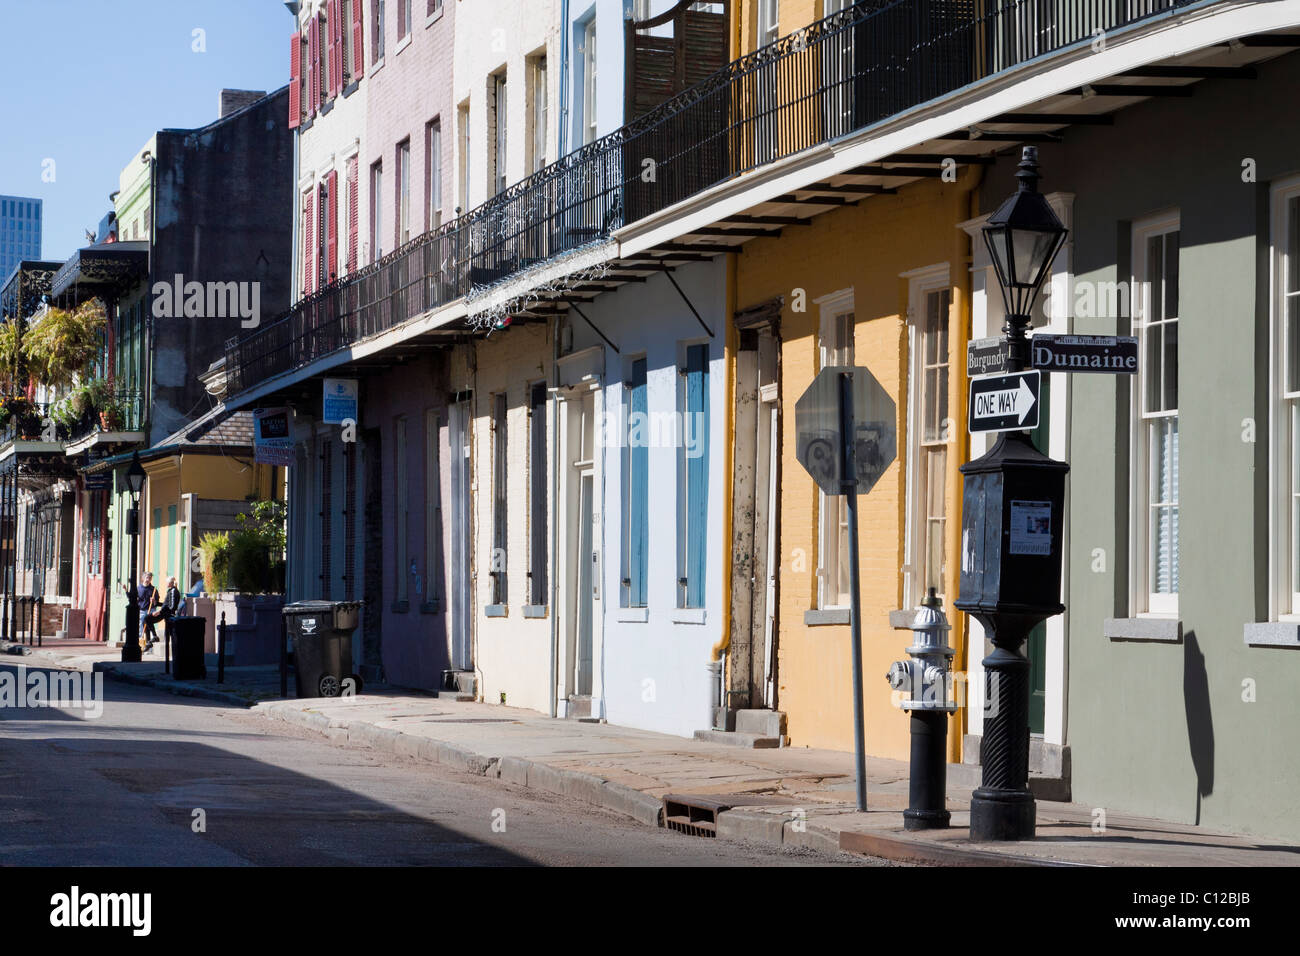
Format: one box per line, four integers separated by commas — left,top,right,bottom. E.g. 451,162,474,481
968,371,1040,434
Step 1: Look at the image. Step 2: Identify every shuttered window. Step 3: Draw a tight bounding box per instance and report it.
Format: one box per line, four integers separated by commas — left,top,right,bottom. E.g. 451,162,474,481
351,0,365,76
528,383,548,606
491,393,508,605
325,169,338,284
1132,217,1180,614
289,31,302,128
678,344,709,608
623,358,649,608
302,189,315,295
346,157,359,273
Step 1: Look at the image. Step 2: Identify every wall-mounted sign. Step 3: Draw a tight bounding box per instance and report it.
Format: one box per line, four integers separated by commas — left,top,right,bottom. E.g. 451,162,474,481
83,472,111,491
322,378,359,425
254,407,294,466
967,336,1012,377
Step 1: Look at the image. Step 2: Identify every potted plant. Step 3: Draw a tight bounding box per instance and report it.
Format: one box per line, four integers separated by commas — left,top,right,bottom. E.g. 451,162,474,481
99,399,124,431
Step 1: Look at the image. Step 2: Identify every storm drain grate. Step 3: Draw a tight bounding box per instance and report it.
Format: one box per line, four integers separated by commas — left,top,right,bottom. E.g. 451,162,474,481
662,793,799,838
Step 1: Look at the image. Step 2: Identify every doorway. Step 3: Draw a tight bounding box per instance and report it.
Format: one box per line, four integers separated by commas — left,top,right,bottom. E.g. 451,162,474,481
559,384,600,712
448,398,474,672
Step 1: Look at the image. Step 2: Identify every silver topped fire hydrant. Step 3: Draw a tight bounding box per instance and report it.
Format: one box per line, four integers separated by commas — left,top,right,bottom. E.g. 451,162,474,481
886,587,956,830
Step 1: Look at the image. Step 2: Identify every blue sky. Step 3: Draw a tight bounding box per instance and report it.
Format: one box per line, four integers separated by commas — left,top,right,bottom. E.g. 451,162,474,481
0,0,291,262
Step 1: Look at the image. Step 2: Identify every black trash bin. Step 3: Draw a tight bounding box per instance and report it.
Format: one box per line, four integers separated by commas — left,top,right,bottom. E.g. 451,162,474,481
283,600,364,698
171,616,207,680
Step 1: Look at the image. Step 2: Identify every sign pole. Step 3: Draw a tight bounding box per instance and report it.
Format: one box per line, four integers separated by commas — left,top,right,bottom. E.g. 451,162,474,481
840,371,867,812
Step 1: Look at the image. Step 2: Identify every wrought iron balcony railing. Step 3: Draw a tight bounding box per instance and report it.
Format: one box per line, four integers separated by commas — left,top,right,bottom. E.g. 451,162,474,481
227,0,1208,395
63,388,146,444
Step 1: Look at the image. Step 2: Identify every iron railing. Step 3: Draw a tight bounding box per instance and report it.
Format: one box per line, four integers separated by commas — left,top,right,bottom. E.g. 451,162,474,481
226,0,1210,395
0,402,50,447
64,388,146,443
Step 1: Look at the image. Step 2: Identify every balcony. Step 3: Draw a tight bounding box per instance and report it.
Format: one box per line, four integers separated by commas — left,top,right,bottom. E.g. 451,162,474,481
226,0,1219,397
62,387,147,456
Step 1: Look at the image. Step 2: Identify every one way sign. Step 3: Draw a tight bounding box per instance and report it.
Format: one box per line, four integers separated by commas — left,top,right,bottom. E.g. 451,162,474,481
968,370,1040,434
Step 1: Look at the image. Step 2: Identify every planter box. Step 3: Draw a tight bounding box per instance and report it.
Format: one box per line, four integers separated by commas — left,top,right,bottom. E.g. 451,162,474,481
193,592,284,665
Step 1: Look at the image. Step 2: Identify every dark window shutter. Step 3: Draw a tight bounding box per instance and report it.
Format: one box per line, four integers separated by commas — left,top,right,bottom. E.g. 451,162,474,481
346,157,359,273
308,16,321,114
289,31,302,128
326,169,339,283
352,0,365,76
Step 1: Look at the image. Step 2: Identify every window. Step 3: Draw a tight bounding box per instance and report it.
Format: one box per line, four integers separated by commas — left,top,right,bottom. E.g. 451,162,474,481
528,382,548,606
370,160,384,262
346,156,359,272
399,0,412,39
678,344,710,608
816,290,854,608
395,416,409,604
457,103,470,211
492,72,508,195
318,12,329,102
529,55,548,174
581,19,597,145
1131,215,1180,614
397,138,411,247
428,0,443,17
758,0,779,46
341,0,354,81
372,0,385,61
1273,180,1300,616
491,392,508,605
623,357,649,608
906,278,951,605
426,118,442,230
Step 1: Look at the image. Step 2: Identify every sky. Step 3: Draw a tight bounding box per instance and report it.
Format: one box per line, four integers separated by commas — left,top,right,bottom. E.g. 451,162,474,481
0,0,291,262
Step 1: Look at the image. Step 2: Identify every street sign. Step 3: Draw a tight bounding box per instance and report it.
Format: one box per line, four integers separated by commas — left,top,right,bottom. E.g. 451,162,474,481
1031,333,1138,374
794,366,897,496
968,371,1040,434
967,336,1011,377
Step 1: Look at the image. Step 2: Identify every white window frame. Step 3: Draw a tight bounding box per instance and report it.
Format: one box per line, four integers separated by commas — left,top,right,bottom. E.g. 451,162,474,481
397,138,411,247
581,18,598,146
903,265,951,609
1270,175,1300,619
1129,211,1180,617
426,118,442,230
758,0,779,46
370,160,384,262
529,54,548,174
492,71,508,195
814,287,854,610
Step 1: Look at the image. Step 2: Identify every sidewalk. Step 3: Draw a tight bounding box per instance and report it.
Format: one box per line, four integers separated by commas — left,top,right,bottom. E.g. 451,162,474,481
246,692,1300,867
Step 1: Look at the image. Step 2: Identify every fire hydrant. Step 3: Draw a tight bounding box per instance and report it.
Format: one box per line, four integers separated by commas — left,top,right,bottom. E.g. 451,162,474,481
886,587,956,830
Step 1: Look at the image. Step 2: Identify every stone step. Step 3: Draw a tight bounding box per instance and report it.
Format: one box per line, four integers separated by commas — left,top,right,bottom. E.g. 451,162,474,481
693,729,784,749
733,709,786,737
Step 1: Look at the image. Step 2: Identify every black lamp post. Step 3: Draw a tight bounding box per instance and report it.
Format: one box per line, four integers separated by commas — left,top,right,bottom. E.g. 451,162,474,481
120,451,146,663
955,146,1069,842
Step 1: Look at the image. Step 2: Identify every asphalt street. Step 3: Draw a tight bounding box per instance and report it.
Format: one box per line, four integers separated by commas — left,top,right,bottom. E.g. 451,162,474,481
0,663,879,866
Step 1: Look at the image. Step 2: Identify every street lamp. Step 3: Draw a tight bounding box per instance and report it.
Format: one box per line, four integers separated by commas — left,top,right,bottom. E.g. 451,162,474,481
981,146,1068,373
120,451,146,663
954,146,1069,842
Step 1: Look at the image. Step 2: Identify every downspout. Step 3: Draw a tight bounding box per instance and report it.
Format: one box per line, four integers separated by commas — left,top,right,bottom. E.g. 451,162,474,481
559,0,571,162
548,314,560,717
948,163,984,765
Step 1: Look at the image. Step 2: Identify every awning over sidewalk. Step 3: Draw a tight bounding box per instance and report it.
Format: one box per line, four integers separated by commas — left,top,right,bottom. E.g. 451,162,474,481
50,240,148,303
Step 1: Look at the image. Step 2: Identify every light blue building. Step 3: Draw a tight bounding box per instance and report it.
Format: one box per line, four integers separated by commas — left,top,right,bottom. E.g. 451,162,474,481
0,195,43,286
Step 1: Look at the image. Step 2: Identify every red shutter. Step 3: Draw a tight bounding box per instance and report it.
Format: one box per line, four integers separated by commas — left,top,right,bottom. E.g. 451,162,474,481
352,0,365,76
289,32,302,128
324,5,335,99
346,158,359,274
326,170,339,284
308,16,321,115
303,191,315,295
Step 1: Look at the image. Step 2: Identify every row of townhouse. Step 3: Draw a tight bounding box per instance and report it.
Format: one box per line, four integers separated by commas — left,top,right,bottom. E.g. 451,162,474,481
3,0,1284,843
0,88,293,659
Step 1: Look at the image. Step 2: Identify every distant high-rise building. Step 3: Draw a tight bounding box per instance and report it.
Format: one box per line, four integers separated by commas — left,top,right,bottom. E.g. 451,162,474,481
0,195,42,285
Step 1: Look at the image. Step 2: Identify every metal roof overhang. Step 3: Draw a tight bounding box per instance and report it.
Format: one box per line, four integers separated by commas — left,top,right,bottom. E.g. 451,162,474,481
50,241,149,303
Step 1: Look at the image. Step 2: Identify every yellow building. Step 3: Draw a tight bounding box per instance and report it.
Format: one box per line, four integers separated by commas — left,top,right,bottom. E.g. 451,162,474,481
719,0,979,759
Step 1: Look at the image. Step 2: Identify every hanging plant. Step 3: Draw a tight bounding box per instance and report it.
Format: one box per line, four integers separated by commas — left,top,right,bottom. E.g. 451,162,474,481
22,298,106,390
0,319,22,395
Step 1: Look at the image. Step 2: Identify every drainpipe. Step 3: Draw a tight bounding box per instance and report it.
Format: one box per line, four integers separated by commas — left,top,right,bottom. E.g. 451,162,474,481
548,314,560,717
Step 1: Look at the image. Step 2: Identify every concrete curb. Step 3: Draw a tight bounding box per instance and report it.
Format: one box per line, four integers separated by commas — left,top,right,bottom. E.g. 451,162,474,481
252,701,663,828
92,663,258,709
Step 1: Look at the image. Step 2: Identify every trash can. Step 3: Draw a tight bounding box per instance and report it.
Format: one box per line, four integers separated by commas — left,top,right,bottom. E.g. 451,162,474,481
172,616,207,680
282,600,364,698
